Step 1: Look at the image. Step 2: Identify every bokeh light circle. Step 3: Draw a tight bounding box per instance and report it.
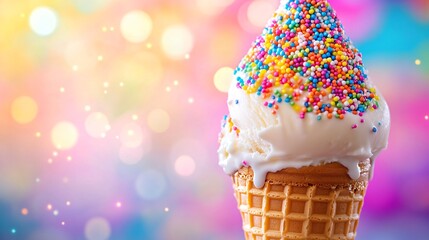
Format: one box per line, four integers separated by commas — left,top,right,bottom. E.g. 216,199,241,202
85,112,110,138
247,0,276,28
120,10,152,43
174,155,196,177
11,96,38,124
161,25,194,60
135,169,166,200
214,67,234,92
119,123,143,148
84,217,111,240
51,122,78,150
118,145,144,165
29,7,58,36
147,109,170,133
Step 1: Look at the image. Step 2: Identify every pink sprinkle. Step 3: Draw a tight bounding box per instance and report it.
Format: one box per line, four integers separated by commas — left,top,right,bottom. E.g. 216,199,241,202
352,124,358,129
242,161,248,166
360,119,365,123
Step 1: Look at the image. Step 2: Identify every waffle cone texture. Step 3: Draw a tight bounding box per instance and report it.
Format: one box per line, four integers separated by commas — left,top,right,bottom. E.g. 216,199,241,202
232,160,370,240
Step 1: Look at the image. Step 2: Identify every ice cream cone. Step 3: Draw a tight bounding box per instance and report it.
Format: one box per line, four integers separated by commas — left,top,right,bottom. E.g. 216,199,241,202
232,160,370,240
219,0,390,238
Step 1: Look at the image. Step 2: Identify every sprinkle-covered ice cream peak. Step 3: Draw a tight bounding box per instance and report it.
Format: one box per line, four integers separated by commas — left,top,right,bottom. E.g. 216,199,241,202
235,0,379,120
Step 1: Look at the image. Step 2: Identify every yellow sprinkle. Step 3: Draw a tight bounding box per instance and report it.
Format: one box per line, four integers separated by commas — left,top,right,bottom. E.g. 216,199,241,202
292,105,301,112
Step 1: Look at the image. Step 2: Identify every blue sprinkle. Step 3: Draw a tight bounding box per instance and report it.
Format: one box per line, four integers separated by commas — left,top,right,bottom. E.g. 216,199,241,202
372,127,378,133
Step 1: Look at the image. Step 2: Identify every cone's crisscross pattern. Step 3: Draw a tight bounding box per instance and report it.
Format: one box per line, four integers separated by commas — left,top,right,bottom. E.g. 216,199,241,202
233,171,367,240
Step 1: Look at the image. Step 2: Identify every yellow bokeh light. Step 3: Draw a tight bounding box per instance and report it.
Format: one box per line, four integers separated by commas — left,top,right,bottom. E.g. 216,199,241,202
174,155,196,177
415,59,421,65
51,122,78,150
29,7,58,36
11,96,38,124
247,0,276,28
161,25,194,60
120,10,152,43
214,67,234,92
147,109,170,133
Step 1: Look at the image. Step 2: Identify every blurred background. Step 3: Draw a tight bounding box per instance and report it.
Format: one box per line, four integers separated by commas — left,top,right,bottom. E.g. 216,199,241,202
0,0,428,239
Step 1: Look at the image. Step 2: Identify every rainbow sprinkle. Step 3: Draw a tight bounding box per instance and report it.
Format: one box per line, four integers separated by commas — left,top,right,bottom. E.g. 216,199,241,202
234,0,379,120
221,115,240,137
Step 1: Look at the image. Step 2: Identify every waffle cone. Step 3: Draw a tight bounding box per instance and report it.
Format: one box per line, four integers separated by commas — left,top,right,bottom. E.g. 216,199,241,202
232,160,370,240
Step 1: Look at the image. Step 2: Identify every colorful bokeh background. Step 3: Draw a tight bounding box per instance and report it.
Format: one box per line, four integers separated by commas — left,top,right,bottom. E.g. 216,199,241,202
0,0,428,239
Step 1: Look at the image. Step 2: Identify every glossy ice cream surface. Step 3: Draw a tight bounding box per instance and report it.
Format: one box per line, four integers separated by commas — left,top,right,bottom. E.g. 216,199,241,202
218,0,390,188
